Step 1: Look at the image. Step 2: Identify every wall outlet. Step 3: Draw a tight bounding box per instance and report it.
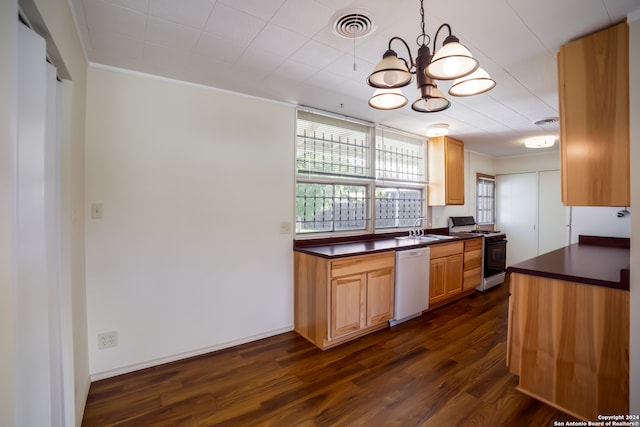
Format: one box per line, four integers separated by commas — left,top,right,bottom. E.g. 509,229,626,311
98,331,118,349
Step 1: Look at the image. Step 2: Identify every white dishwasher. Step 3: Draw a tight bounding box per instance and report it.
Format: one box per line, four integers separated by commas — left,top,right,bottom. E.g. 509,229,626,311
389,247,430,327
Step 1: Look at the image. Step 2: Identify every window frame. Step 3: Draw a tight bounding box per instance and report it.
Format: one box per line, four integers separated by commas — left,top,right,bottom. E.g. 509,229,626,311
295,109,427,238
476,173,496,226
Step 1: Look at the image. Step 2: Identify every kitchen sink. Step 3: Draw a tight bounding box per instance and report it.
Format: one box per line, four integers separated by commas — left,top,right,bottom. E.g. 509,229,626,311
395,236,441,242
395,234,455,242
425,234,455,240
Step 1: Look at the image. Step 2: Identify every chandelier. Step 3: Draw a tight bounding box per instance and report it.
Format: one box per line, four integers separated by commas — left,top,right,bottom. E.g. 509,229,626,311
367,0,495,112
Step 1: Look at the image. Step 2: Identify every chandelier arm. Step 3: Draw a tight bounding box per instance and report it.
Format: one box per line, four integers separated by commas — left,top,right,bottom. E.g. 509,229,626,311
432,23,452,51
388,36,416,71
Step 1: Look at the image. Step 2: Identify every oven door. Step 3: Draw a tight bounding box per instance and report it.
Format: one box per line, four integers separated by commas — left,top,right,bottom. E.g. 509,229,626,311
485,239,507,275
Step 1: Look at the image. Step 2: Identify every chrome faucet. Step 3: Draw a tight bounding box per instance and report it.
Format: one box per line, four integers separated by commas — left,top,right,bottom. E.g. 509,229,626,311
410,217,425,237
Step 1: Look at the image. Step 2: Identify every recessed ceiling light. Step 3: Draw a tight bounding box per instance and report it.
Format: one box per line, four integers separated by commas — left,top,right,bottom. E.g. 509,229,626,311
524,135,556,148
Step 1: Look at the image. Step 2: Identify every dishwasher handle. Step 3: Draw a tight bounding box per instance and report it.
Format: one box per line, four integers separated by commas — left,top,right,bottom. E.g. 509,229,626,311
396,247,430,260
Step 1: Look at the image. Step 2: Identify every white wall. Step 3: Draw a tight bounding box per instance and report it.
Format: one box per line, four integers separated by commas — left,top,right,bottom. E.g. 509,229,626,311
85,66,295,377
430,150,494,228
628,10,640,416
493,150,560,174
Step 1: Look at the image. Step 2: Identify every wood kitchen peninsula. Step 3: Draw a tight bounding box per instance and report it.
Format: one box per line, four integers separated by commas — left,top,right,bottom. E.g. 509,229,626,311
506,236,630,421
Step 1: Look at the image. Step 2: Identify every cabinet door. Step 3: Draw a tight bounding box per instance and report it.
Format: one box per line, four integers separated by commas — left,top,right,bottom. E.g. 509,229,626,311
427,136,465,206
429,257,447,304
331,274,365,338
558,22,629,206
444,254,463,296
445,137,464,205
366,268,394,326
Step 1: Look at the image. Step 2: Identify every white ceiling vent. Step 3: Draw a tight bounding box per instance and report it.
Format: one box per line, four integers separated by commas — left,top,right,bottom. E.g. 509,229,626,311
331,9,375,39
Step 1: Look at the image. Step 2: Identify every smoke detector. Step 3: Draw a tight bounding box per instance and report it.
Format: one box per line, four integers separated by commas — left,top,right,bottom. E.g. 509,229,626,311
330,9,375,39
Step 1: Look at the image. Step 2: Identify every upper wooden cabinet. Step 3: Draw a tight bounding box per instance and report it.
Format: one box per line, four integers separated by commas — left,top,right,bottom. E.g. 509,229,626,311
558,21,629,206
428,136,464,206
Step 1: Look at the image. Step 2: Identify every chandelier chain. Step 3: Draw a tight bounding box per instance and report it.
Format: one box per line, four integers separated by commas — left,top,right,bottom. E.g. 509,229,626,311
420,0,425,36
417,0,430,47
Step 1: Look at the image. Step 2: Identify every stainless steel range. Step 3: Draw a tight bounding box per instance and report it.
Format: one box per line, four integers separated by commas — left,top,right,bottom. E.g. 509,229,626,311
449,216,508,291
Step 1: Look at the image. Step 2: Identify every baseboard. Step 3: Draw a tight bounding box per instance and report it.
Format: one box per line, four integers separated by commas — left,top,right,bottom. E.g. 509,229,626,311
89,326,293,382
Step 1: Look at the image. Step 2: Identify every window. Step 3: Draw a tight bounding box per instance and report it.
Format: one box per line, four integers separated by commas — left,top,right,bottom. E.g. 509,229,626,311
296,183,368,233
296,110,426,235
476,174,495,225
374,130,425,230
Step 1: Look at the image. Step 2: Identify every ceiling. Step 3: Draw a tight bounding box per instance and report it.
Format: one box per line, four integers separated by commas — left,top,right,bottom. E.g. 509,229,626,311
67,0,639,157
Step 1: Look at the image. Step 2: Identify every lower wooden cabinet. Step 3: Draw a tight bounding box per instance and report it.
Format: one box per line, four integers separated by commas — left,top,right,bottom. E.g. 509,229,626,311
330,268,394,339
429,242,464,307
507,272,629,420
463,238,483,291
295,251,395,350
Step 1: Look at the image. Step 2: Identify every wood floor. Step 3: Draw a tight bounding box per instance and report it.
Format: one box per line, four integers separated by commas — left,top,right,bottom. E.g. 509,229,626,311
82,283,578,426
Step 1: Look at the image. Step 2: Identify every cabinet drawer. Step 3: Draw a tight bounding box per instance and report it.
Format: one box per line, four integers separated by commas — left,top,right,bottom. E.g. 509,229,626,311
463,267,482,290
464,238,483,252
331,252,394,278
464,249,482,271
430,241,464,259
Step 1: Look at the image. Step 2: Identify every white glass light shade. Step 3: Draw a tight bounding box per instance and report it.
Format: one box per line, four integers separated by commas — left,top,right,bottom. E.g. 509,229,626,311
426,123,450,137
524,136,556,148
367,52,412,88
449,68,496,96
426,41,478,80
411,85,451,113
369,88,408,110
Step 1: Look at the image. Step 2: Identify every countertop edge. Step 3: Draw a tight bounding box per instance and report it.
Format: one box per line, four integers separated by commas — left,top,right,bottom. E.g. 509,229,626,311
507,266,629,291
293,234,482,259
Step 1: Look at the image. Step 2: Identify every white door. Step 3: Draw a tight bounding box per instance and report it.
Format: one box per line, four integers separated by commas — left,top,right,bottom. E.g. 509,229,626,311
496,172,538,266
538,170,567,254
16,22,65,427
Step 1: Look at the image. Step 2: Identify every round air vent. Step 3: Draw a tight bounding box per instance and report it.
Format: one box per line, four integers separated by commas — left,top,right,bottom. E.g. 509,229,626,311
533,117,559,126
331,9,375,39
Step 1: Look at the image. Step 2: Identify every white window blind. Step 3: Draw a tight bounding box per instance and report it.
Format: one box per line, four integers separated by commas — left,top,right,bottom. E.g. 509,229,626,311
375,129,425,183
296,111,371,179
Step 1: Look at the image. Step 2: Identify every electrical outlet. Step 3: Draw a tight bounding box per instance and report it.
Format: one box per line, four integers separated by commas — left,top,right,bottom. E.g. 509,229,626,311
98,331,118,349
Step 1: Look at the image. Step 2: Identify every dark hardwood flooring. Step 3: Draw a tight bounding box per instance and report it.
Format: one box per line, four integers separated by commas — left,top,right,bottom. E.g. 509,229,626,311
82,283,578,426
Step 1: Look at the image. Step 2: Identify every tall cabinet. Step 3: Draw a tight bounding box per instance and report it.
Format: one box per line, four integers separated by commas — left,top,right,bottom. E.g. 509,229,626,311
558,21,629,206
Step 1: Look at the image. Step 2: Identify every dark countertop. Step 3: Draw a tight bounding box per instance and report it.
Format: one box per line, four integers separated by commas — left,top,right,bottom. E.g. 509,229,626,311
507,236,630,291
294,233,481,259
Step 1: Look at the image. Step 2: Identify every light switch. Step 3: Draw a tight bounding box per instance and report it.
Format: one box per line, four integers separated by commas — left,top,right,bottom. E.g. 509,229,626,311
91,203,103,219
279,221,291,234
